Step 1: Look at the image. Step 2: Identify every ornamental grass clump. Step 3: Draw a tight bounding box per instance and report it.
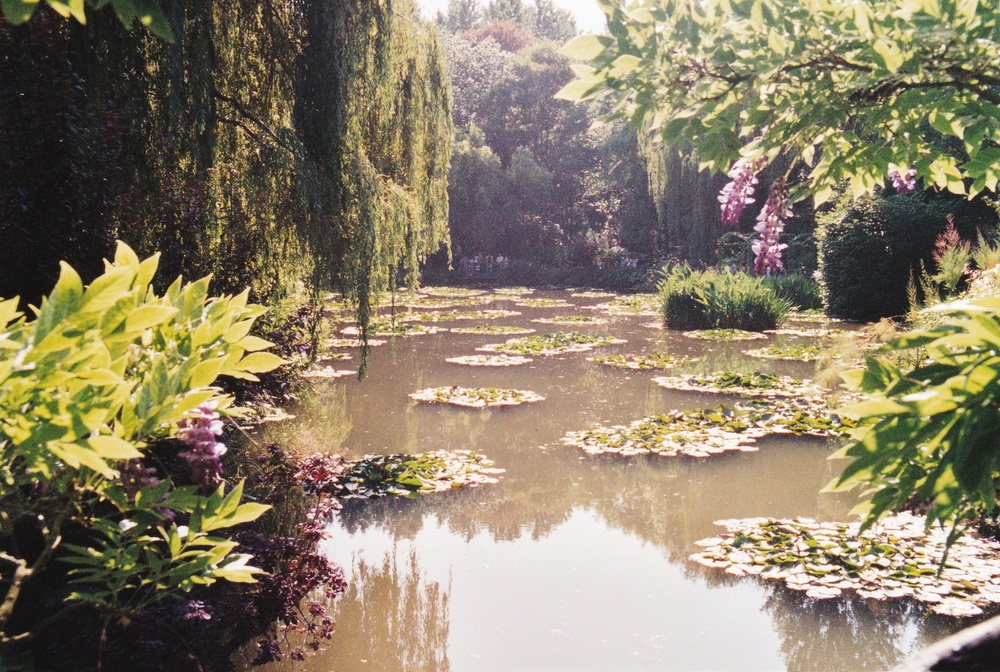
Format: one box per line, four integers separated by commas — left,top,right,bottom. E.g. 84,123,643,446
658,265,790,332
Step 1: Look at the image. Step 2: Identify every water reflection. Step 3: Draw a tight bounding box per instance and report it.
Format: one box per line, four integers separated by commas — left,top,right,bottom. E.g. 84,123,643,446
255,290,971,671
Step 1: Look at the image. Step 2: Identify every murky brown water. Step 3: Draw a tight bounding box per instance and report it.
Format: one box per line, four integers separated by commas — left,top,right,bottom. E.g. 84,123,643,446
257,289,972,672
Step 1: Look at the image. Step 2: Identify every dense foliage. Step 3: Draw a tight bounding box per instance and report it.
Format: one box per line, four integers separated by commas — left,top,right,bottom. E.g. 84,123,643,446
2,0,451,332
0,244,280,646
658,266,790,331
831,298,1000,553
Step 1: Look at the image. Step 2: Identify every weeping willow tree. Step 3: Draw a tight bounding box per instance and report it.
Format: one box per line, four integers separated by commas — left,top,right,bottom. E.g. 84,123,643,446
639,135,730,263
2,0,451,326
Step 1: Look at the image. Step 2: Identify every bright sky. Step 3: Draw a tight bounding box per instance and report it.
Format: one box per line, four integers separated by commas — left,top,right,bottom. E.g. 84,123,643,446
415,0,608,35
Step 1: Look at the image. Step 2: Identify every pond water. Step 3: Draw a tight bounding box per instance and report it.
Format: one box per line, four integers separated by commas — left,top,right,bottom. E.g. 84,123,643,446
257,289,975,672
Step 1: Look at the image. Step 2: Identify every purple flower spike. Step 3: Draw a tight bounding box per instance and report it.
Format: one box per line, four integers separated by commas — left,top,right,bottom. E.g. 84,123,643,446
889,167,917,193
752,179,792,276
719,158,759,225
177,403,228,489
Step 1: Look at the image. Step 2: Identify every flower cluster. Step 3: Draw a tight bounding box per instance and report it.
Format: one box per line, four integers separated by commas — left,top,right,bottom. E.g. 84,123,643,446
177,403,227,489
121,458,161,500
752,179,791,275
889,167,917,193
718,158,759,225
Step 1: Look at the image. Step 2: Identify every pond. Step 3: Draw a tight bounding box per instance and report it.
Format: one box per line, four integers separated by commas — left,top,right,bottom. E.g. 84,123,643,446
257,289,978,671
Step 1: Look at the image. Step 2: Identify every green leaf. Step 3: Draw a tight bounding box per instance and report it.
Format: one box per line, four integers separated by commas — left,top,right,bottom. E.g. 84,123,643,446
1,0,38,24
86,435,143,460
559,34,612,61
188,357,227,389
124,305,178,332
233,352,284,374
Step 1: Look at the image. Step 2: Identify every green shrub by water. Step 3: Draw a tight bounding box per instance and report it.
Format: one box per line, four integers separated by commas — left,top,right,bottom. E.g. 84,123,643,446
765,273,823,310
658,266,791,331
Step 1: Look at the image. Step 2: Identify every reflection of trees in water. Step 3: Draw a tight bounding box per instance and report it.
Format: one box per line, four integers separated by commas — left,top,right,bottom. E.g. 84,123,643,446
760,584,975,672
328,548,450,672
260,384,353,455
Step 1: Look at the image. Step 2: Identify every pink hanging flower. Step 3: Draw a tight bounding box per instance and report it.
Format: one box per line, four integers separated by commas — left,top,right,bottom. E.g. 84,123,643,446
718,158,760,225
752,178,791,276
177,403,228,489
889,167,917,193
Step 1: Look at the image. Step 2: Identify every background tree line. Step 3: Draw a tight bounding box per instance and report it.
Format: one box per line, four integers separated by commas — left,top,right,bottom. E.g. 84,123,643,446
0,0,451,327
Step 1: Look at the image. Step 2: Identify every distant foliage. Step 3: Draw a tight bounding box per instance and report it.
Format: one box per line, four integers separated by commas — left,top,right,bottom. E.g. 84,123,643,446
765,274,823,311
819,192,956,322
658,265,790,331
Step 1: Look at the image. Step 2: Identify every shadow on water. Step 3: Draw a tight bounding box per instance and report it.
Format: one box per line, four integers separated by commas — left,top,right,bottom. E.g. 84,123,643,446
254,289,980,671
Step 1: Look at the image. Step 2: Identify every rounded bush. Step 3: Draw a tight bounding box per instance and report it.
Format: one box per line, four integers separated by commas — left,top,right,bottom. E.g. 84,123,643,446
658,266,791,331
819,193,953,322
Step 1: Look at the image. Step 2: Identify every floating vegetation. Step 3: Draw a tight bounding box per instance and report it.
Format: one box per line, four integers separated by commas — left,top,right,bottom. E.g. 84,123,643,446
572,290,617,299
652,372,825,398
588,353,698,370
445,354,533,367
683,329,769,341
322,338,387,348
478,331,626,356
301,367,355,380
532,315,608,326
690,513,1000,617
766,327,847,338
747,343,826,361
450,325,536,335
241,402,295,427
514,298,574,309
787,309,835,323
341,323,446,337
401,295,494,310
396,309,521,323
317,352,352,362
409,386,544,408
560,399,851,458
494,287,534,295
586,294,659,316
337,451,505,499
419,287,487,298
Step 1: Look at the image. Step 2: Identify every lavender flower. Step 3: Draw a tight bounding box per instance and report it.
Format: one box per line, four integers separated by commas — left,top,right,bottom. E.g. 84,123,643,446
719,158,759,225
121,459,161,500
177,403,228,489
889,167,917,193
752,179,792,276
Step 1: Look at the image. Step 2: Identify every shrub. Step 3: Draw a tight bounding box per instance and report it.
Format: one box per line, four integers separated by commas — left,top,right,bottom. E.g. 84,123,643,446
0,243,283,644
817,191,991,322
658,265,791,331
765,273,823,311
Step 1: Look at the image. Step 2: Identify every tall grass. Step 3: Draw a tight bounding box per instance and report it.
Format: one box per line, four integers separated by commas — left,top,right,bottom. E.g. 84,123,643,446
658,265,791,331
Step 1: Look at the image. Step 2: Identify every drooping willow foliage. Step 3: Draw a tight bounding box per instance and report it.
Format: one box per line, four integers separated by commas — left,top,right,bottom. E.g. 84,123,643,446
1,0,451,328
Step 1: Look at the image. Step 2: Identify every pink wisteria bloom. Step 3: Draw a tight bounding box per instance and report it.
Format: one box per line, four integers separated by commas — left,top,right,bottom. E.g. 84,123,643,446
718,158,759,225
889,167,917,193
177,403,228,489
752,179,791,276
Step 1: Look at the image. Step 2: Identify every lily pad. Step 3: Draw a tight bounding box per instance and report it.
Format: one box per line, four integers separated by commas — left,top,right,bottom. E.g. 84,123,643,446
337,450,505,499
342,323,447,337
323,338,387,348
445,354,534,367
683,329,769,341
494,287,534,295
419,287,487,298
690,512,1000,617
402,295,494,310
572,290,617,299
588,353,698,370
746,344,826,361
301,367,356,380
652,371,825,398
766,328,847,338
531,315,609,326
585,294,660,316
514,298,574,309
409,386,544,408
450,325,536,335
478,331,626,356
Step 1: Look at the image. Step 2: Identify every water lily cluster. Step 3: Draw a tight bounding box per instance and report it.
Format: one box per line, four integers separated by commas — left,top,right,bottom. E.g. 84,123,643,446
586,294,660,316
341,323,445,337
752,178,792,275
478,331,626,356
653,371,824,399
409,386,544,408
532,315,608,325
719,157,760,225
445,354,534,367
514,298,574,309
746,343,825,361
336,451,505,498
690,513,1000,617
588,352,698,370
683,329,768,341
560,399,851,458
450,325,536,335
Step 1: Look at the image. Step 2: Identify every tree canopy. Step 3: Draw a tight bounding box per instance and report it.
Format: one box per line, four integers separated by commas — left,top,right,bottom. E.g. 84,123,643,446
558,0,1000,206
